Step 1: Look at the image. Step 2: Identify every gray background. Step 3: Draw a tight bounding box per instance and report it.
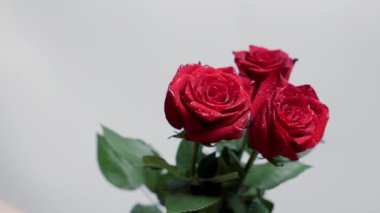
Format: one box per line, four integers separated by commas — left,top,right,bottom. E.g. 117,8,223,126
1,0,379,212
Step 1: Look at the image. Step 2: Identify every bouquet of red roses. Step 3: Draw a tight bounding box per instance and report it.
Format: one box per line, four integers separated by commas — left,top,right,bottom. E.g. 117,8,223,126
97,45,329,213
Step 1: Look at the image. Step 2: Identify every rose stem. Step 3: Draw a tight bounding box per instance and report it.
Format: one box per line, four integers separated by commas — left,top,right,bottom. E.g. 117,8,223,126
237,132,248,159
242,149,259,179
190,142,200,179
236,149,258,191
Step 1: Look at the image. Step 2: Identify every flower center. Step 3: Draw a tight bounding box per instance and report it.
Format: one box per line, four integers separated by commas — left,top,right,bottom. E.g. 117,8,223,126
206,83,228,103
278,101,312,124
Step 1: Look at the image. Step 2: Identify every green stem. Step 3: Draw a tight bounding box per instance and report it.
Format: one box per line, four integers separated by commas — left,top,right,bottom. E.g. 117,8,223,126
237,136,247,159
242,149,259,180
236,149,259,193
190,142,200,178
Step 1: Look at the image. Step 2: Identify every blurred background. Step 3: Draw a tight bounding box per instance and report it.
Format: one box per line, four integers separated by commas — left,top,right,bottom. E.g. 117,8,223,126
1,0,379,212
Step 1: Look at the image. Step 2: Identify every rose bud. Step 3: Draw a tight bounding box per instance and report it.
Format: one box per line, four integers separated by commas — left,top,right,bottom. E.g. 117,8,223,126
233,45,296,82
165,64,252,143
248,84,329,160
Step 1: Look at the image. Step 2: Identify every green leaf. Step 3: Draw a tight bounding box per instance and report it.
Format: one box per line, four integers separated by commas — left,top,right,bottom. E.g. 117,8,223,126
97,134,143,189
102,125,157,167
216,131,247,154
244,161,311,190
269,156,291,166
147,173,172,205
169,131,185,139
166,177,190,191
176,140,192,176
260,198,274,213
216,140,239,152
218,149,243,175
197,202,221,213
142,167,161,192
131,204,161,213
271,150,313,166
165,194,220,213
143,156,178,176
176,140,203,176
197,152,219,179
243,187,259,198
228,196,248,213
98,126,161,190
248,198,270,213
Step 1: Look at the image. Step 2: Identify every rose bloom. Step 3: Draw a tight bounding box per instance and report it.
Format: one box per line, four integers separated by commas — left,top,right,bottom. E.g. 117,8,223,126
234,45,297,121
165,64,252,143
233,45,296,81
248,84,329,160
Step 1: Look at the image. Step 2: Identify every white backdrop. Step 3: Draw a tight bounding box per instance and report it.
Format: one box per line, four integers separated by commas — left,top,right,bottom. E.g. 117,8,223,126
1,0,380,212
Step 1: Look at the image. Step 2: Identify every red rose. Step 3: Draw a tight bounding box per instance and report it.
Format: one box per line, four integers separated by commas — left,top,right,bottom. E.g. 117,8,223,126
233,45,295,81
248,84,329,160
165,64,252,143
234,45,297,122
